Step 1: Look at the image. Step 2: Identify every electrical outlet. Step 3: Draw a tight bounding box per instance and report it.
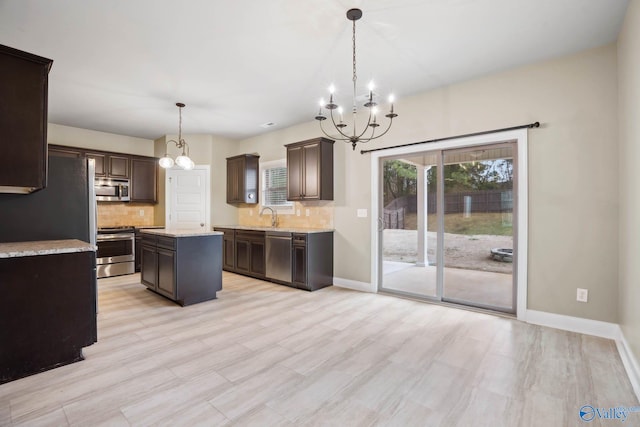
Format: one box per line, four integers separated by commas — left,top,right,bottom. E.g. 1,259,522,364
139,209,144,217
249,210,253,216
296,209,301,216
576,288,588,302
305,209,310,217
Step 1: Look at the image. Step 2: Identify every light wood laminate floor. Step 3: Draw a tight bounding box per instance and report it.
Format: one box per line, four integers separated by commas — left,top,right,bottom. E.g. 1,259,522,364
1,272,637,426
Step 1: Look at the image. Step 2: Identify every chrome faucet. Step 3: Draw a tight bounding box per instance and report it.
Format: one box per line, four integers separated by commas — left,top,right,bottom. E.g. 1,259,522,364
260,206,278,227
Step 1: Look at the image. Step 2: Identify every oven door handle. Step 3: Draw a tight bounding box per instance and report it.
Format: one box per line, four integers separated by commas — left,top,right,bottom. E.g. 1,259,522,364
97,233,135,242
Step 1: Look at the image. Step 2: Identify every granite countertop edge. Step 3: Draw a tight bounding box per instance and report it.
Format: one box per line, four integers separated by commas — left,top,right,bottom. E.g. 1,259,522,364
0,239,96,259
139,228,224,238
213,225,335,234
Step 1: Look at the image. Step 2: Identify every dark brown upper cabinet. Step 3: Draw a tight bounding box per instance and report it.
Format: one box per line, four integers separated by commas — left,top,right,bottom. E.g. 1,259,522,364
85,152,106,177
86,152,130,179
285,137,334,201
0,45,53,194
130,157,157,203
48,145,158,203
108,154,130,179
227,154,259,204
47,145,83,158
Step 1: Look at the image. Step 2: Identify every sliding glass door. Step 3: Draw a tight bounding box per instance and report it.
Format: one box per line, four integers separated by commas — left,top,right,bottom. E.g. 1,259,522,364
441,144,515,312
380,154,438,298
379,142,517,314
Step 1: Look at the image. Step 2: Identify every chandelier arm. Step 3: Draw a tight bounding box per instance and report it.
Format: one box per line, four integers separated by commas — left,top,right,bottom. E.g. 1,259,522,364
361,117,394,143
371,117,395,140
328,108,355,141
318,119,348,142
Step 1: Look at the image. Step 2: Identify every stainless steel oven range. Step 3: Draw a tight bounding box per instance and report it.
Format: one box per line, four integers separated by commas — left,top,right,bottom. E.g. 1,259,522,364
96,226,135,278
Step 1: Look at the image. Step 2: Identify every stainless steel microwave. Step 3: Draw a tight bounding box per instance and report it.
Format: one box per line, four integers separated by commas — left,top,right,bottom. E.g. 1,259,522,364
95,178,130,202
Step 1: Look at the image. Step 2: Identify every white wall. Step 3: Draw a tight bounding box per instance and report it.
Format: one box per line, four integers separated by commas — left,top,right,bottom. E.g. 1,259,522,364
48,123,154,156
617,0,640,365
232,43,620,323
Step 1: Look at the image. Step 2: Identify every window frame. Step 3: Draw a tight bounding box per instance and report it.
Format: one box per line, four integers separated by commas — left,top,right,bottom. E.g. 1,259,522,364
260,159,294,214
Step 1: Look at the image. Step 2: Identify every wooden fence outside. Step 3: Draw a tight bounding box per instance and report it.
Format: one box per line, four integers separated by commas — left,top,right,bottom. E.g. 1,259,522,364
384,190,512,228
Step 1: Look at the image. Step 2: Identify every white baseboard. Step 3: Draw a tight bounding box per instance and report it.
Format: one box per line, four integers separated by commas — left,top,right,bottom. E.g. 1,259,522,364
616,327,640,402
333,277,375,293
525,309,619,339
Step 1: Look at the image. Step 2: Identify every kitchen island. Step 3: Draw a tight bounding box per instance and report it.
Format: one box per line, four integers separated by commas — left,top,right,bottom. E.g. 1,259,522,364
139,228,223,306
0,239,97,384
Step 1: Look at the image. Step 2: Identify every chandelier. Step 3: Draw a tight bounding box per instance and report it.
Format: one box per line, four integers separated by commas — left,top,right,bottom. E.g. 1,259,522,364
159,102,195,170
315,8,397,151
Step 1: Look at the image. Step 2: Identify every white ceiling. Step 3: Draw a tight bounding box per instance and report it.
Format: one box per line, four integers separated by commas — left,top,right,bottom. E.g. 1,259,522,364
0,0,629,141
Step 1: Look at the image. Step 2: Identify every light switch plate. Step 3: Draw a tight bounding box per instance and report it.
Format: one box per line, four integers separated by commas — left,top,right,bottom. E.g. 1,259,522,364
576,288,588,302
357,209,368,218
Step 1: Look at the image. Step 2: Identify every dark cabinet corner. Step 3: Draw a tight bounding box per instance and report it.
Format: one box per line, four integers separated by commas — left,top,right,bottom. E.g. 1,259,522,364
227,154,260,204
85,152,106,177
0,44,53,194
1,250,96,384
48,145,83,159
292,232,333,291
130,157,158,203
285,137,334,201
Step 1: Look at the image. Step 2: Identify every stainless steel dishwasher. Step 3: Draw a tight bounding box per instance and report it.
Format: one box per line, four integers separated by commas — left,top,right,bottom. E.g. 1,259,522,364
265,231,292,283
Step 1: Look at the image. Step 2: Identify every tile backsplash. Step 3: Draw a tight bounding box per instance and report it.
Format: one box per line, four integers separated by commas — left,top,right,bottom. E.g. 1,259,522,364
238,201,334,229
97,202,156,227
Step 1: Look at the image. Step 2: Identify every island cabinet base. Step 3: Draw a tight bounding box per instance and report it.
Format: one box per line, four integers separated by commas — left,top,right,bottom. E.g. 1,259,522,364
141,232,223,306
0,251,97,384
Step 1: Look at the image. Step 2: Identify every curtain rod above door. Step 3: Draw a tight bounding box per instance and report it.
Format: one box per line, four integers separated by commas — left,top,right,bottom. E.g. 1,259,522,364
359,122,540,154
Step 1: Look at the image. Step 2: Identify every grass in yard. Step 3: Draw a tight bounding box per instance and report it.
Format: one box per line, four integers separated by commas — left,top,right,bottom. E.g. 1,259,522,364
404,212,513,236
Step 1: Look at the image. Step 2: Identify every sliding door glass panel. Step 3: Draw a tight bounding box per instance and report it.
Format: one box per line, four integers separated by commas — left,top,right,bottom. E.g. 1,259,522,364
381,154,438,298
442,144,515,312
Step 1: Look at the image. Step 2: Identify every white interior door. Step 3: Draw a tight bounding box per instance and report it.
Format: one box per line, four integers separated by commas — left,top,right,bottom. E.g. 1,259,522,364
166,166,210,230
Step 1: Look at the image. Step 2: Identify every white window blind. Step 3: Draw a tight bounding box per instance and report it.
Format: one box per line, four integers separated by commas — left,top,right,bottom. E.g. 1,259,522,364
262,165,293,208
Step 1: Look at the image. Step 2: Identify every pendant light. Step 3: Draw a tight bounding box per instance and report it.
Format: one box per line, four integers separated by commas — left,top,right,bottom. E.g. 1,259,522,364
159,102,195,170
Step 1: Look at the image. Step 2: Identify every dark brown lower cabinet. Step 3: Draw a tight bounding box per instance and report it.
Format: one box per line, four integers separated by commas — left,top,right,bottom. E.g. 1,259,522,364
157,247,176,299
222,230,235,270
215,227,332,291
234,230,265,279
141,240,157,289
140,232,222,306
292,232,333,291
292,242,307,287
0,250,97,384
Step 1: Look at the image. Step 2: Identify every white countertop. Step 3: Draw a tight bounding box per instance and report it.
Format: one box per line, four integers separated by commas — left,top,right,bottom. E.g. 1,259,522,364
0,239,95,259
214,225,334,234
139,228,223,238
